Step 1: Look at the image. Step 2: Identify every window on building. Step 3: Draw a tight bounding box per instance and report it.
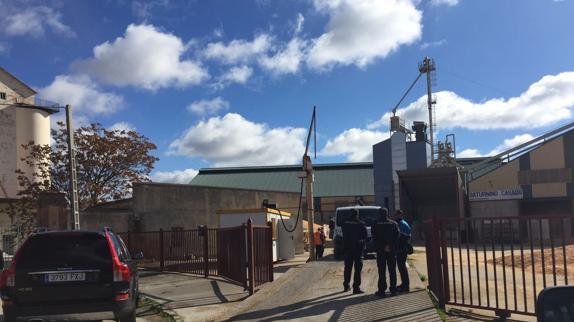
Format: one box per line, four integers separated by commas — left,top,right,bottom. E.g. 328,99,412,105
0,92,6,100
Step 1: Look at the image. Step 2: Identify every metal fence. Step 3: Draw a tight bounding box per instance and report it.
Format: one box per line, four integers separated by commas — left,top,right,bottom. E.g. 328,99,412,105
426,215,574,317
119,220,273,294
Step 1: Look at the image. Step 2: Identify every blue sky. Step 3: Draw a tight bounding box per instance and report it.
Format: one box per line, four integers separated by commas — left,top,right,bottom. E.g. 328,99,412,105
1,0,573,183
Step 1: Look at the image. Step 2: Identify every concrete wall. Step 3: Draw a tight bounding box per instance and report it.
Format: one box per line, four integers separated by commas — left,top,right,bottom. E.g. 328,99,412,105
0,106,17,198
470,199,519,218
132,183,302,231
81,199,133,233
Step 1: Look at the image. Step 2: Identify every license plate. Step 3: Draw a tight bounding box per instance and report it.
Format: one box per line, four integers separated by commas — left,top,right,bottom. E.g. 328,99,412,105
45,272,86,283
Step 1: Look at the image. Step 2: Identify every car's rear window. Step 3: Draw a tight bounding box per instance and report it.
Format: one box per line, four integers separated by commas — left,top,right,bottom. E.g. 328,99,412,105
17,233,112,269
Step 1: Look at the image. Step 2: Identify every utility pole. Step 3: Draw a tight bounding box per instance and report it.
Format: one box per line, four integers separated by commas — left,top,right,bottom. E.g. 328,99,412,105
298,107,317,261
65,105,80,230
419,57,436,160
304,155,315,260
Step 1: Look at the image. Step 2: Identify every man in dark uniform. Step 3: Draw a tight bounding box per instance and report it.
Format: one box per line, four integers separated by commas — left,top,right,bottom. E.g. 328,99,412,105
328,217,335,239
342,208,367,294
372,207,399,297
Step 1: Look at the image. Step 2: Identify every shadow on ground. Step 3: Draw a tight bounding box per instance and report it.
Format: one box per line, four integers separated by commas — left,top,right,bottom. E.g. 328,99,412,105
230,289,437,322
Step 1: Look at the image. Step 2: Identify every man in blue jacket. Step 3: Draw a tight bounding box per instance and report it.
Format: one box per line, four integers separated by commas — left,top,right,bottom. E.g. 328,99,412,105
395,209,412,292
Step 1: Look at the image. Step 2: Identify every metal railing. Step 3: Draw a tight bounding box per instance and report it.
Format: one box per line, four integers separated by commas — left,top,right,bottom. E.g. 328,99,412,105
426,215,574,317
119,220,273,294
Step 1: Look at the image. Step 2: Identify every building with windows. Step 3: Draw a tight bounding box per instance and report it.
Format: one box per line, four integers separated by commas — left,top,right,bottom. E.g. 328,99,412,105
0,67,59,254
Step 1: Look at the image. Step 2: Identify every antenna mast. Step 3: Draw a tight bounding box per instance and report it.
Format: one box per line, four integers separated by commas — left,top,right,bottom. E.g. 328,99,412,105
419,57,437,160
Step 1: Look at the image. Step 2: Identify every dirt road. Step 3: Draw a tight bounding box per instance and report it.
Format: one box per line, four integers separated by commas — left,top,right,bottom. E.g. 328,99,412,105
228,255,441,322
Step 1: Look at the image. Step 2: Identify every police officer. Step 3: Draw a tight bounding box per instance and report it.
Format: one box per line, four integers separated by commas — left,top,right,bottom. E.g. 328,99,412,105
395,209,412,292
372,207,399,297
342,208,367,294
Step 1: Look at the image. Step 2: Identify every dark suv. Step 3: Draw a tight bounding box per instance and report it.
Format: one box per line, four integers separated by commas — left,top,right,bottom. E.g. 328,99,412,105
0,229,139,322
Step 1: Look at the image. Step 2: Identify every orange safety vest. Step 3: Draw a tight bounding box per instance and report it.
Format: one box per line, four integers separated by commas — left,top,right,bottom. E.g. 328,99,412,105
314,231,323,246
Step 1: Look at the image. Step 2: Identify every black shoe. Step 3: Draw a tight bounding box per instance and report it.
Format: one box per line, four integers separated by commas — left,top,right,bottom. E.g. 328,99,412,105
353,289,365,294
375,291,386,297
397,286,410,293
344,285,350,292
390,291,398,296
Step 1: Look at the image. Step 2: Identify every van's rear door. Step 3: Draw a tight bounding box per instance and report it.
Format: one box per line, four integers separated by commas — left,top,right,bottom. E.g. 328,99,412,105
14,232,114,306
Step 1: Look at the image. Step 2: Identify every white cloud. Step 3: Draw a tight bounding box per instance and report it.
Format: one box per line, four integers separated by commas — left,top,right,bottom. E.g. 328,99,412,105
38,75,124,116
321,128,389,162
220,66,253,84
213,28,224,38
489,134,535,155
109,122,136,133
0,42,9,55
430,0,459,6
306,0,422,70
74,24,208,90
151,168,198,184
187,97,230,115
294,13,305,34
457,149,482,158
2,6,75,38
259,38,306,75
131,0,170,19
368,71,574,130
168,113,306,167
420,39,447,49
458,134,535,158
203,34,272,65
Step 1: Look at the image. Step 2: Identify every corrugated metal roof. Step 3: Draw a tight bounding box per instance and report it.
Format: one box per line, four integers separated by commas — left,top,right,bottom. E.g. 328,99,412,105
190,163,374,197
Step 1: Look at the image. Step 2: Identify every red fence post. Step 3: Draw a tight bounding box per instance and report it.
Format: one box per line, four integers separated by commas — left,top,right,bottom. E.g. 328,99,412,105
159,229,164,272
247,219,255,295
203,226,209,277
267,221,274,282
425,216,446,309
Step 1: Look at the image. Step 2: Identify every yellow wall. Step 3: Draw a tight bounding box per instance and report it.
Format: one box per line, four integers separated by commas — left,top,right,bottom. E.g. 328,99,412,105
530,137,567,198
469,159,520,192
530,137,565,169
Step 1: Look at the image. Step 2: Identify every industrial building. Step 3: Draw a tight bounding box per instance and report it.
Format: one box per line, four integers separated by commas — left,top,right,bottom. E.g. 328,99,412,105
82,163,375,232
0,67,59,253
371,117,574,240
467,123,574,219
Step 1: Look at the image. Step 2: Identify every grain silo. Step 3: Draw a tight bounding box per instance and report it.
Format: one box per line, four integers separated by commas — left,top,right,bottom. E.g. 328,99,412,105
0,67,58,199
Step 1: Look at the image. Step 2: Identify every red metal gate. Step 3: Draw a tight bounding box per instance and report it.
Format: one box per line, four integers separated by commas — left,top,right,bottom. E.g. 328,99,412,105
119,219,273,294
217,226,247,287
426,215,574,317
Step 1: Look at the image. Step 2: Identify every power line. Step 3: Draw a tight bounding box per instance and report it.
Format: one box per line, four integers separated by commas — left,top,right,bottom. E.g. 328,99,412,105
442,69,513,97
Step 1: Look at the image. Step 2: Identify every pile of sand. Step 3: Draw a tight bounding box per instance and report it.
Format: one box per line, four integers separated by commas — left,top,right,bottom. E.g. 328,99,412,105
490,245,574,277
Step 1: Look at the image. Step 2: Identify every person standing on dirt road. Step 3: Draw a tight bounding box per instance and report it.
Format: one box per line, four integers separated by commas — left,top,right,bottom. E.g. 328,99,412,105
395,209,412,292
342,208,367,294
372,207,399,297
328,217,335,239
314,227,326,259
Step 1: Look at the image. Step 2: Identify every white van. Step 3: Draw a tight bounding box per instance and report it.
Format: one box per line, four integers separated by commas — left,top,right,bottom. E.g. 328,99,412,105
333,206,381,259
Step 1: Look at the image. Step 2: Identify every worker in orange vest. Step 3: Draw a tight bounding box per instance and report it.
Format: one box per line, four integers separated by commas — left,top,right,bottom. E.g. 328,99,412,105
314,227,326,259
